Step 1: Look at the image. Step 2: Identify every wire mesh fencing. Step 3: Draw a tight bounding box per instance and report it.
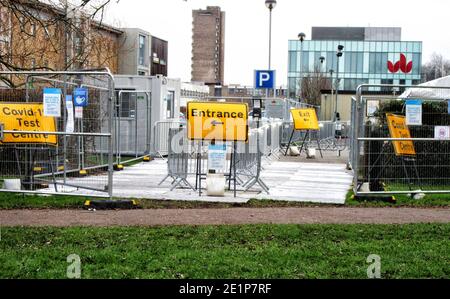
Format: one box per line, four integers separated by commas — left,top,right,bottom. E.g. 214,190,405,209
0,70,114,197
353,84,450,196
114,90,152,165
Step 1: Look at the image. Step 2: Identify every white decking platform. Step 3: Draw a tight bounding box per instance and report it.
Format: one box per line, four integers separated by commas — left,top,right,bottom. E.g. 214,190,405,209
42,158,353,205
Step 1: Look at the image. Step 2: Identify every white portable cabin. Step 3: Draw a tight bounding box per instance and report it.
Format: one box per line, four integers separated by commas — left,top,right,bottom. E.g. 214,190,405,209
113,75,181,156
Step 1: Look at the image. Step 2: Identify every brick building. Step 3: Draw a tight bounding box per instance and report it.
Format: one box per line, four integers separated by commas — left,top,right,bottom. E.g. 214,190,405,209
191,6,225,86
0,1,122,82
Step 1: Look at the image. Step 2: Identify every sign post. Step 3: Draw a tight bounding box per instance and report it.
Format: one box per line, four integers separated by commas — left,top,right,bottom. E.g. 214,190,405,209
187,101,249,197
187,102,248,142
386,113,421,190
285,108,323,158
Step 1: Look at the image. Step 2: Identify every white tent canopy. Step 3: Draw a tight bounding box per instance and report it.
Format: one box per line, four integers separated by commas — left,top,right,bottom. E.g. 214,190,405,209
400,76,450,100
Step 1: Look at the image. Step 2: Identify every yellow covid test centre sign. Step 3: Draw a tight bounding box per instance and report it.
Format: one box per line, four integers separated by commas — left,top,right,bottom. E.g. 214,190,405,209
187,102,248,142
291,108,320,131
0,103,57,145
386,113,416,156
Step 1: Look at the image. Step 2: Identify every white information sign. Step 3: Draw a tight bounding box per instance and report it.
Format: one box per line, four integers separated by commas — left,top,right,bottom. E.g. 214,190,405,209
405,99,422,126
367,100,379,117
75,106,83,119
43,88,61,117
435,126,450,140
65,96,74,133
207,143,228,173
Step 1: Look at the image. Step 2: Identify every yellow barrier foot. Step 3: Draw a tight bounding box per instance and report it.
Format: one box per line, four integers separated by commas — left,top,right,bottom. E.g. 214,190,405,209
114,164,124,171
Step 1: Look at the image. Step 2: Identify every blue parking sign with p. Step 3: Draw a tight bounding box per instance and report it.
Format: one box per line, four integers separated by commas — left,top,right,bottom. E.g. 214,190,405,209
73,88,88,107
255,70,275,89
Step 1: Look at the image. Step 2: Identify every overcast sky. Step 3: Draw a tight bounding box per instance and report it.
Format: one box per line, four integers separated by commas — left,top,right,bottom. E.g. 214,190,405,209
104,0,450,86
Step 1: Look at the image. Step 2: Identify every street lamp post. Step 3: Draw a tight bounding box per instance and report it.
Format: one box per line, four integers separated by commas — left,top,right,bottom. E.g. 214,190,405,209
318,56,325,119
265,0,276,98
265,0,277,70
329,69,334,121
298,32,306,101
334,45,344,122
245,0,276,194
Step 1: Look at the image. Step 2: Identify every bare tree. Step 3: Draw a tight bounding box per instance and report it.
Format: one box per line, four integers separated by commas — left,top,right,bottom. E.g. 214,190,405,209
422,52,450,82
0,0,121,87
298,65,331,106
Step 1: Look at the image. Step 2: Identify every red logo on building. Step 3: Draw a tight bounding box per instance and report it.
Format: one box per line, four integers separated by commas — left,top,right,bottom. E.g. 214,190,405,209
388,54,413,73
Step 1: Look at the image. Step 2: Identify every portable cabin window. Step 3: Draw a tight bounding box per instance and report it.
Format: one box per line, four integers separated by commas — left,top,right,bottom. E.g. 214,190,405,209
116,91,137,118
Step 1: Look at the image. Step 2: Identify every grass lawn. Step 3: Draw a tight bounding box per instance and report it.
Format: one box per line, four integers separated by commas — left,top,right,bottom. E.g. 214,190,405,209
346,191,450,207
0,224,448,279
0,190,449,210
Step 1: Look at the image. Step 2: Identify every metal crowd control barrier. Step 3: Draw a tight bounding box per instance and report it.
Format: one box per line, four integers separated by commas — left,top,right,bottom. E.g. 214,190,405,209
115,90,152,166
162,120,283,194
352,84,450,196
318,121,350,152
0,70,115,198
281,120,350,153
159,127,195,191
153,120,186,158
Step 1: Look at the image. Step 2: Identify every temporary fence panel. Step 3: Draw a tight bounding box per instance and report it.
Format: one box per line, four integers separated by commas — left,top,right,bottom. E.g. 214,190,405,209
153,120,186,157
352,84,450,196
115,90,152,165
0,70,114,198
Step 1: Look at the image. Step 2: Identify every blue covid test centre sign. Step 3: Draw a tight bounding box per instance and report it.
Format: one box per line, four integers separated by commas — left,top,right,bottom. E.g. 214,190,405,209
254,70,276,89
73,88,88,107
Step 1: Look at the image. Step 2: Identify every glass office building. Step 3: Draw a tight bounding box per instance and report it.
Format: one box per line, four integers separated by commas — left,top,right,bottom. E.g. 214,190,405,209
287,28,422,97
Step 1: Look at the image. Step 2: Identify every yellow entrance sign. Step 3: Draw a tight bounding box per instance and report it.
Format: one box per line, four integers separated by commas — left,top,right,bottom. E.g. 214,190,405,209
0,103,57,145
187,102,248,142
386,113,416,156
291,108,319,130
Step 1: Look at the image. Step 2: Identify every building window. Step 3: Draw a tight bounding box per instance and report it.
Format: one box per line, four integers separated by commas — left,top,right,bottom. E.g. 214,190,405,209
116,91,136,118
166,91,175,119
326,51,337,72
344,52,364,74
381,79,394,92
138,35,146,66
369,52,389,74
412,53,421,75
301,52,309,73
288,51,297,72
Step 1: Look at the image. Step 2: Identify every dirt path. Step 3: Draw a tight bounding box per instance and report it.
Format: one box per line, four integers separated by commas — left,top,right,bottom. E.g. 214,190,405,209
1,207,449,227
